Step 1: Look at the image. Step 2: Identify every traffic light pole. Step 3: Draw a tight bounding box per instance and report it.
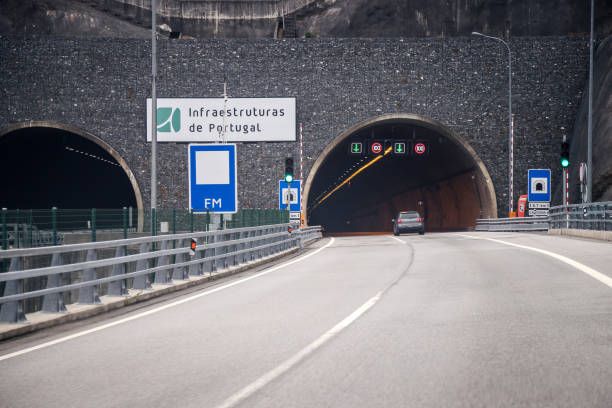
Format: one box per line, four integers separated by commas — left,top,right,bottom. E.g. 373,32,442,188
586,0,594,202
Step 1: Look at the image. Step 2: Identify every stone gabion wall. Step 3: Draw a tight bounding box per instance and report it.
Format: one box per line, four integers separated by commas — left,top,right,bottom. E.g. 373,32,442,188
0,35,588,216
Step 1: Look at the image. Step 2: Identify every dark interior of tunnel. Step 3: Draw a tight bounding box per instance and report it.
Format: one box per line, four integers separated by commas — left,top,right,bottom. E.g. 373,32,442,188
307,121,486,233
0,127,137,209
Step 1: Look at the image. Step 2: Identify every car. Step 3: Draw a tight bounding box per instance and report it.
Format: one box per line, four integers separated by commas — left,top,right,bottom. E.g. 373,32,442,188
392,211,425,236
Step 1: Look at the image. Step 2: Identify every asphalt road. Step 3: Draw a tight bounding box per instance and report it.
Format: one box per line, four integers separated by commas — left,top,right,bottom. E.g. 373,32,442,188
1,232,611,408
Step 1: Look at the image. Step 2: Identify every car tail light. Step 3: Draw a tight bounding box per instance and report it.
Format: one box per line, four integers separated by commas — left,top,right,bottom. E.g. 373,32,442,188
397,219,402,223
416,218,423,222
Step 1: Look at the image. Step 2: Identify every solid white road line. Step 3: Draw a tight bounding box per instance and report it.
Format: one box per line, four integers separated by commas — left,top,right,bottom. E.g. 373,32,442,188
458,234,612,289
0,238,336,362
214,291,383,408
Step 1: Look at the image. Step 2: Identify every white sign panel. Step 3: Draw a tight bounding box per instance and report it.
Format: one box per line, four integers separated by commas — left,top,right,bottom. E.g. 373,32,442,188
528,209,549,216
147,98,296,142
528,202,550,209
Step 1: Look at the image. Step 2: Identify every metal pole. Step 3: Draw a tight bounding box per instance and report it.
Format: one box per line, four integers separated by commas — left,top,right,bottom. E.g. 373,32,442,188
2,208,6,272
472,32,512,215
587,0,594,202
91,208,96,242
123,207,127,239
1,208,7,251
151,0,158,233
52,207,57,246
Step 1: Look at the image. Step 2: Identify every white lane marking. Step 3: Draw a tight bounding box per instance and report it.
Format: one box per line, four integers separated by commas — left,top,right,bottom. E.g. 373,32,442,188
0,238,336,363
215,291,383,408
391,236,406,244
458,234,612,289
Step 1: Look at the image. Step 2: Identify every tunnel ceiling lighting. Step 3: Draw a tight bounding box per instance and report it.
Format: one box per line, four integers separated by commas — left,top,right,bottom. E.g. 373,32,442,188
311,146,393,211
65,146,120,167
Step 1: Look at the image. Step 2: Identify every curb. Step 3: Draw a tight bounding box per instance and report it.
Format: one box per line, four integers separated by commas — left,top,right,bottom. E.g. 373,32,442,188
548,228,612,242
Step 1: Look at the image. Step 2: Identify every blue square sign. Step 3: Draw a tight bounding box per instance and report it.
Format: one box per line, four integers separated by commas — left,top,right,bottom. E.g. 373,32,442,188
528,169,551,202
279,180,301,212
188,144,238,213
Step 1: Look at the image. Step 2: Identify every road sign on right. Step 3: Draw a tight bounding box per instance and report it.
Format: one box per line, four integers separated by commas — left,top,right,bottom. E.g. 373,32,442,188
528,169,551,203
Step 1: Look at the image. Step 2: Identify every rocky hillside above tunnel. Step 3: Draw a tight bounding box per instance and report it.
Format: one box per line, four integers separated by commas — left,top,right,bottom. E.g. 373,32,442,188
1,0,610,39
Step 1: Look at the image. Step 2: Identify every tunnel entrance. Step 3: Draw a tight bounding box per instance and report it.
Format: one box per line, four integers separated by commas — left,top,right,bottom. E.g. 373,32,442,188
0,123,142,210
304,114,496,233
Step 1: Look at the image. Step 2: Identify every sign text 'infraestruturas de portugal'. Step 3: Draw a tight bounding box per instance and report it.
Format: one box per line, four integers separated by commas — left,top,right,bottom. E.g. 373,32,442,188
147,98,296,142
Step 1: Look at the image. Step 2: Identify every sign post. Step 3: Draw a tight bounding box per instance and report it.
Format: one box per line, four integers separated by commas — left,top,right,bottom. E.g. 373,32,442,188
188,144,238,213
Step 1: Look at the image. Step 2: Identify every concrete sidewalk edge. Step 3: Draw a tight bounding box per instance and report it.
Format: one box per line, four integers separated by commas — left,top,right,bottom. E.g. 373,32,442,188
548,228,612,242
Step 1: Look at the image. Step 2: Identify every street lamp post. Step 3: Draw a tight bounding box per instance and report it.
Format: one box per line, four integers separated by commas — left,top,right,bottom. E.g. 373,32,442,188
151,0,157,235
472,32,513,216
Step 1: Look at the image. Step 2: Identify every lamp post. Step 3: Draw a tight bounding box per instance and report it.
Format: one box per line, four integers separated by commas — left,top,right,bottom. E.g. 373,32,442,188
151,0,157,235
472,31,513,216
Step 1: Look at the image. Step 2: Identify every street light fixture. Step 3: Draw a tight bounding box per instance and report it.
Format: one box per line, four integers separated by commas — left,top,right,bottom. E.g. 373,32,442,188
472,31,513,216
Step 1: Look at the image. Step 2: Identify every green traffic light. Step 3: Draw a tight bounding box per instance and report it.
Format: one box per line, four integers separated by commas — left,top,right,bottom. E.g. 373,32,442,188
285,174,294,183
561,158,569,168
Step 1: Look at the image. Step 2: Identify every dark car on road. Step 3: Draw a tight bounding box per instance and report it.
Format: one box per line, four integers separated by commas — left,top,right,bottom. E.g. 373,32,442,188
392,211,425,236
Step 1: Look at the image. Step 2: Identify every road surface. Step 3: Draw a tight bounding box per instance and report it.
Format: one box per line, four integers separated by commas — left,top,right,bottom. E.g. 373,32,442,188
1,232,611,407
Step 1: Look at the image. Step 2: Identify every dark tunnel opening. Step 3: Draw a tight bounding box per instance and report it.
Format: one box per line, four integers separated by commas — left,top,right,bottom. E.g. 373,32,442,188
306,119,494,234
0,126,137,209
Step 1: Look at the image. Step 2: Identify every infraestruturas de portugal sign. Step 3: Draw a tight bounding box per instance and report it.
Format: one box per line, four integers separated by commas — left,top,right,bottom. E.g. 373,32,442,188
147,97,296,142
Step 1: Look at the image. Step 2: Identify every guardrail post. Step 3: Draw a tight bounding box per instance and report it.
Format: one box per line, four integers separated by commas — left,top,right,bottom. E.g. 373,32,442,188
77,249,101,304
108,246,129,296
133,243,152,290
172,239,188,280
188,240,202,276
203,233,215,275
0,257,27,323
41,253,68,312
154,240,172,284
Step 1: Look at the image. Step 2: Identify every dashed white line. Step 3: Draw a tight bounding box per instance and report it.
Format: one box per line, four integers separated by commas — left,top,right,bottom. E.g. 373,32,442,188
391,236,406,244
214,291,383,408
0,238,336,362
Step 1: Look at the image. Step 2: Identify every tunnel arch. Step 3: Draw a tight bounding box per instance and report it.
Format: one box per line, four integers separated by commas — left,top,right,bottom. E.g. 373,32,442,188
0,121,144,229
303,113,497,231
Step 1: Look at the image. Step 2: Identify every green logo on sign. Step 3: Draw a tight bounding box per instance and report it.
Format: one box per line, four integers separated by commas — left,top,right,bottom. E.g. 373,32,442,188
157,107,181,133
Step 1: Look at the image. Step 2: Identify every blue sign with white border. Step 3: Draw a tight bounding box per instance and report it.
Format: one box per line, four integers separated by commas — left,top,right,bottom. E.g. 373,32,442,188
188,144,237,213
528,169,551,202
279,180,301,212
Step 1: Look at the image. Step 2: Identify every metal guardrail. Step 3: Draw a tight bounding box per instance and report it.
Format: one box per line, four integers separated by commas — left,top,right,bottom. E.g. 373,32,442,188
549,202,612,231
475,217,549,232
476,201,612,233
0,224,322,323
